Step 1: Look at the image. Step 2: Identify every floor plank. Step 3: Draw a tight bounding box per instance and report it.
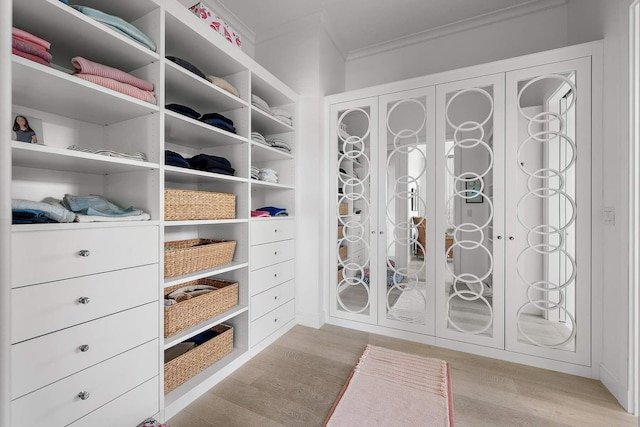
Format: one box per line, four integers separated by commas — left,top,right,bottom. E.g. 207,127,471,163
168,324,637,427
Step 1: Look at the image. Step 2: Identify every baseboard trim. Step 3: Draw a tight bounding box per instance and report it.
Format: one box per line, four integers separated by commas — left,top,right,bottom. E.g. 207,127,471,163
296,311,325,329
599,363,631,411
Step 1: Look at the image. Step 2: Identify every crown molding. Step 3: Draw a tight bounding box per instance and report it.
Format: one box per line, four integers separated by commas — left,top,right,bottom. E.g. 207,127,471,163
256,10,323,44
347,0,568,61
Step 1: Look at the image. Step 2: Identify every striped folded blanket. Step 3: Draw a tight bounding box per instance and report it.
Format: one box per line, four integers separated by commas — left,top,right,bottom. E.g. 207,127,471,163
72,56,153,91
71,5,156,52
75,74,156,104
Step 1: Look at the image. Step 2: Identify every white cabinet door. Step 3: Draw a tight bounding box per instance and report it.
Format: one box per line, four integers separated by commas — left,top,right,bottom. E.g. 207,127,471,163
435,73,506,349
504,57,592,365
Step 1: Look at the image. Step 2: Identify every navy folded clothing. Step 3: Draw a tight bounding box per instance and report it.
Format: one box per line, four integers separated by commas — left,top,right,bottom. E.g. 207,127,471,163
166,103,200,119
166,56,206,79
199,112,234,127
200,118,236,133
187,154,235,175
256,206,288,216
12,209,59,224
165,150,190,168
187,328,221,346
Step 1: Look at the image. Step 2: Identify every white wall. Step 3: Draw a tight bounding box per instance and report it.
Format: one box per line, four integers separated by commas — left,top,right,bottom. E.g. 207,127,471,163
566,0,634,412
345,5,568,90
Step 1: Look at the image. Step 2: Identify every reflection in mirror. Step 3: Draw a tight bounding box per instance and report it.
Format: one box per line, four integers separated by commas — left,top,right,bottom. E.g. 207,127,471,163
444,87,495,336
336,107,372,315
384,97,428,324
515,72,577,350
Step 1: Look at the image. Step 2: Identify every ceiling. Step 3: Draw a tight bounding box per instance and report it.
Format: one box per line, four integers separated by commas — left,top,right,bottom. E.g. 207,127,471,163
215,0,554,56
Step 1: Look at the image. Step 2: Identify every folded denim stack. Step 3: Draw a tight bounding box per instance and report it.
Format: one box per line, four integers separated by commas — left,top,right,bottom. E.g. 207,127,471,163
251,94,272,115
271,107,292,127
11,198,76,224
72,6,156,52
256,206,288,217
166,103,200,119
166,56,206,79
199,112,236,133
187,154,235,176
62,194,150,222
72,56,156,104
12,27,52,66
250,165,260,180
165,150,190,168
266,136,291,153
258,168,278,183
67,145,147,162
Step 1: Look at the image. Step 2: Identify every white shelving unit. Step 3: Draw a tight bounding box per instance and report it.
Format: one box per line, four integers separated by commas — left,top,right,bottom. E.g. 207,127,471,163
3,0,298,425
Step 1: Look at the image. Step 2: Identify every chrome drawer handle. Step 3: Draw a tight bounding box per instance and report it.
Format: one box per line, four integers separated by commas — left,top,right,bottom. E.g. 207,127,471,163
78,250,91,257
79,345,90,352
78,296,91,305
77,391,90,400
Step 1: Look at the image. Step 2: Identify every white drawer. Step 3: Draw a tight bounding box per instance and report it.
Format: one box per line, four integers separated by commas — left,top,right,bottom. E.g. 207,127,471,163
251,300,295,346
251,219,295,245
68,377,158,427
250,259,294,296
251,280,295,321
251,240,295,271
12,264,158,343
12,340,158,427
12,226,159,287
12,302,158,399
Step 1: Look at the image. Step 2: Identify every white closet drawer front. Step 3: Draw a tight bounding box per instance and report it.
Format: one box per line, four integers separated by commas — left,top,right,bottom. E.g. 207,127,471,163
251,300,295,345
251,219,295,245
251,280,295,321
250,260,294,296
250,240,295,271
12,226,159,287
11,340,158,427
68,377,158,427
12,302,158,399
12,264,158,343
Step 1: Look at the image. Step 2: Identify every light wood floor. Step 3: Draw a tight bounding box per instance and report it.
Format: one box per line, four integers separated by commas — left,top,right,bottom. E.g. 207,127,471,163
168,324,637,427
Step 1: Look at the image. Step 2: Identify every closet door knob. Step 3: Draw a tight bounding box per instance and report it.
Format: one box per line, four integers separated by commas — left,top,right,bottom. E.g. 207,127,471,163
78,250,91,257
79,345,90,352
77,391,90,400
274,318,279,323
509,236,515,241
78,296,91,305
496,235,503,240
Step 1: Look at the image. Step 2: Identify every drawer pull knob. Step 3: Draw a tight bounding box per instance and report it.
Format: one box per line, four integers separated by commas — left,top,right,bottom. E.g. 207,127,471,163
79,345,90,352
274,318,278,323
274,295,279,300
78,297,91,305
274,229,278,233
77,391,90,400
78,250,91,257
274,251,278,255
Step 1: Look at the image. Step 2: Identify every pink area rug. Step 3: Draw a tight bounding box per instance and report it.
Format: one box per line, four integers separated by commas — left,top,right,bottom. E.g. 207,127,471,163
324,345,454,427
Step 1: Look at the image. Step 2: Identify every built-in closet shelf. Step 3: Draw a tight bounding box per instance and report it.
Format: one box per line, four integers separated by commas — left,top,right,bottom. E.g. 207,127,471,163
12,56,159,125
250,181,295,190
12,221,160,232
164,3,246,78
164,111,246,149
164,60,248,113
164,219,248,227
251,73,296,108
250,216,296,222
163,261,249,289
164,305,248,350
12,142,160,175
13,0,160,72
250,142,294,162
251,106,295,135
164,165,248,184
164,347,247,406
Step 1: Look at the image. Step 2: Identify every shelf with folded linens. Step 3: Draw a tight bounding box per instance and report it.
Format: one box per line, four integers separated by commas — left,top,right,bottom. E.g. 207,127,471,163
250,181,295,190
164,165,247,185
251,141,294,161
13,0,160,71
165,110,247,149
251,105,295,135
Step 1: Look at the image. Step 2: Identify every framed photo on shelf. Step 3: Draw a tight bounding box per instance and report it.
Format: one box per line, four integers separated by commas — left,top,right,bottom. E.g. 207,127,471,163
465,178,483,203
12,112,44,144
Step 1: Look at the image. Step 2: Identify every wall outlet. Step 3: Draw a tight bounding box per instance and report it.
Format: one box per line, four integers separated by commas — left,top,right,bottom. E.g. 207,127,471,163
603,206,615,225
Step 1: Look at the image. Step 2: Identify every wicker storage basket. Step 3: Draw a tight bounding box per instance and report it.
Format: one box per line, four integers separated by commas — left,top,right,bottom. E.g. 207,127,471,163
337,225,344,239
339,203,348,215
164,324,233,394
164,278,238,337
339,245,347,261
164,239,236,278
165,189,235,221
338,268,344,283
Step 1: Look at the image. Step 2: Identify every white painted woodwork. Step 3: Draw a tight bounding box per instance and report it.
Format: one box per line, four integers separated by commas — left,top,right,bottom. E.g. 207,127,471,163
250,240,295,270
250,280,295,321
250,259,295,296
251,300,295,346
251,218,295,245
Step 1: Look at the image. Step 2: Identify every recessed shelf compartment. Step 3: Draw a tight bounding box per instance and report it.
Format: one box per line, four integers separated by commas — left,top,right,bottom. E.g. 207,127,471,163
251,142,294,162
165,111,246,149
251,106,294,135
163,261,249,289
13,0,160,72
12,141,159,174
250,180,295,190
164,219,248,227
12,56,159,125
164,305,248,349
164,165,247,185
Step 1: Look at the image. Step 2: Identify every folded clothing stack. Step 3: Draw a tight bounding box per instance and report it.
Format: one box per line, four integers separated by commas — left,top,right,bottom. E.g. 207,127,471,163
251,210,270,217
72,56,156,104
271,107,292,126
251,94,271,115
12,198,75,224
266,137,291,153
166,56,240,97
71,5,156,52
165,104,236,134
164,284,215,306
256,206,288,217
164,150,235,176
251,131,268,146
12,27,52,66
250,165,260,180
258,168,278,183
164,327,225,363
67,145,147,162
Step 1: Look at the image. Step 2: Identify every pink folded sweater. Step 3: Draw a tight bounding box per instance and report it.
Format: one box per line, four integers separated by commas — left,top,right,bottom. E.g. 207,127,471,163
12,38,52,62
72,56,153,92
12,48,49,66
75,74,156,104
12,27,50,51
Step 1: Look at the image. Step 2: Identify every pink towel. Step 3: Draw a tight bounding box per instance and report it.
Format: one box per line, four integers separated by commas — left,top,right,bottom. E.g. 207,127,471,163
75,74,156,104
12,49,49,66
12,27,50,51
72,56,153,92
251,210,270,217
12,38,52,62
